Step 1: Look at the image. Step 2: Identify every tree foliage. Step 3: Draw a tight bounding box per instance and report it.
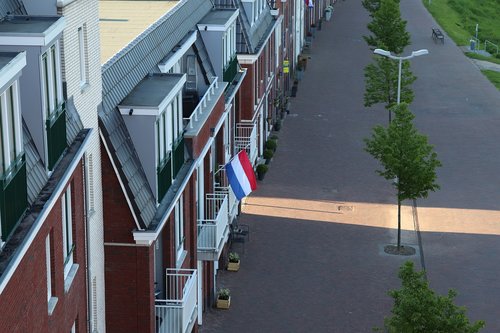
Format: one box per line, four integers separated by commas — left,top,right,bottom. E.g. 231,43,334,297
364,104,441,247
375,261,485,333
364,56,416,114
364,0,410,54
364,103,441,201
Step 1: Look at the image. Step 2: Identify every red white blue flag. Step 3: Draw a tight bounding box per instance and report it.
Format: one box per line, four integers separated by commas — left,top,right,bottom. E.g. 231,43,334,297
306,0,314,7
225,150,257,201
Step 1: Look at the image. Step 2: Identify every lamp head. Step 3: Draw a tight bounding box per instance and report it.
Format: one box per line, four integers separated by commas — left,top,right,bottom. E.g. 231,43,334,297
411,49,429,57
373,48,392,57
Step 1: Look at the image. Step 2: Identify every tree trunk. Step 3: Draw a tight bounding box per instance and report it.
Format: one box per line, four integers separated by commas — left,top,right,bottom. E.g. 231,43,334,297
397,195,401,250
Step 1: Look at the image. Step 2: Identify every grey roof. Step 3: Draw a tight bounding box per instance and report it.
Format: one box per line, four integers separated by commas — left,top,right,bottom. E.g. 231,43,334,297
198,9,236,26
99,107,156,229
120,74,184,108
0,15,62,35
193,33,217,82
24,121,48,205
0,0,25,20
65,97,84,145
0,128,91,277
213,0,276,54
101,0,213,114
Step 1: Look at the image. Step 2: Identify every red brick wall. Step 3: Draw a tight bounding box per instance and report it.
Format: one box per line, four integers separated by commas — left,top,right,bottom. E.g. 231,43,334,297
101,147,136,244
240,63,255,121
104,245,154,333
0,161,88,333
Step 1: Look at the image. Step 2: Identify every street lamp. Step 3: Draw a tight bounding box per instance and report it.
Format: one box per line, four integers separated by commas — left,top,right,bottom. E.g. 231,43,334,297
373,48,429,105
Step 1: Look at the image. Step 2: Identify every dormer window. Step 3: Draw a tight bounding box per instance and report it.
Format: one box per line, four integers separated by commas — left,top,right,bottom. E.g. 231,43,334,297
156,91,184,200
0,82,22,177
41,43,63,121
0,51,27,246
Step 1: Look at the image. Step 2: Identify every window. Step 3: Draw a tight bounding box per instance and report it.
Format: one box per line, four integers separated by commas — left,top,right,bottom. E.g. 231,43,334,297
0,82,22,176
174,194,185,261
41,42,63,120
46,231,57,314
78,26,88,87
46,234,53,301
156,92,183,168
62,184,74,278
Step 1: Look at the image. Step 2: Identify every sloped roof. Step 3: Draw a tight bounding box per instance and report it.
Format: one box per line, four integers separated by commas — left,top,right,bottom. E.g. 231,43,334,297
101,0,213,114
24,121,48,205
236,0,275,54
99,0,214,227
0,0,26,20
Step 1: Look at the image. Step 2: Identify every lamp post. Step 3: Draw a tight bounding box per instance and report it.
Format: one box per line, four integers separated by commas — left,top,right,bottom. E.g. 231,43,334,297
373,48,429,106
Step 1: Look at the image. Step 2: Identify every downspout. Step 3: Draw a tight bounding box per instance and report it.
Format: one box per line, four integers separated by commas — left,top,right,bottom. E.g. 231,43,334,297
82,155,93,333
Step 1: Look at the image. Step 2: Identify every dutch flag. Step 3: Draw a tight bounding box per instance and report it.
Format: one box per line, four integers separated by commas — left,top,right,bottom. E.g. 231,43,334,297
225,150,257,201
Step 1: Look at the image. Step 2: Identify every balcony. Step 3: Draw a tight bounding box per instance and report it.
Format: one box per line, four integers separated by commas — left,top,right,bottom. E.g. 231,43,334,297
0,155,27,243
155,269,198,333
234,123,258,166
46,102,67,170
197,193,229,261
223,56,238,84
183,78,226,137
214,167,238,220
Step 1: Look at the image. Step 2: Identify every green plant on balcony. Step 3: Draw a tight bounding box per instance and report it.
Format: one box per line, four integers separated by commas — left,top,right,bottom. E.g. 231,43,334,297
216,288,231,309
227,252,240,271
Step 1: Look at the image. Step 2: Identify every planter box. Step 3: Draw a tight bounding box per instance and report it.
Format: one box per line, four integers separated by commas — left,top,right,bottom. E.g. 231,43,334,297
227,260,240,271
216,296,231,309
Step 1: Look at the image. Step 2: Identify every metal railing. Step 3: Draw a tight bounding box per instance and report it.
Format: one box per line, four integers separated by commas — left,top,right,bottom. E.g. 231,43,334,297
197,193,229,252
235,123,258,165
183,78,219,129
155,269,197,333
214,166,237,214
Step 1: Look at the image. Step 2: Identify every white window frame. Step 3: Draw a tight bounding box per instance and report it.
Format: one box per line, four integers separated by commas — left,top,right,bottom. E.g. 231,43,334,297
41,41,63,120
62,184,74,278
174,194,185,261
78,26,88,88
46,234,52,301
70,322,76,333
0,82,22,177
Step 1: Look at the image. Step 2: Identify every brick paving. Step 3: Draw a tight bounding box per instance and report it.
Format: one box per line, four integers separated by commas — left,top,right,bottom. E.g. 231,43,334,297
200,0,500,332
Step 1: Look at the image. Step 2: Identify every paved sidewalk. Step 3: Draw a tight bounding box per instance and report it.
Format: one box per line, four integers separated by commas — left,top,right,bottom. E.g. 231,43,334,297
200,0,500,332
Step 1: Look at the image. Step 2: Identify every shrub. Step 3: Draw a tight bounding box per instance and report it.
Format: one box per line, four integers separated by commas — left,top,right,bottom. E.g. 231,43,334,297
257,164,268,174
266,139,277,151
263,149,274,160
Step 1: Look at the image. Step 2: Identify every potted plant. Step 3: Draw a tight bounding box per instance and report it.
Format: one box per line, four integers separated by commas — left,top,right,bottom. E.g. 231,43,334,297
263,149,274,165
266,139,277,152
227,252,240,271
274,119,282,131
216,288,231,309
256,164,268,181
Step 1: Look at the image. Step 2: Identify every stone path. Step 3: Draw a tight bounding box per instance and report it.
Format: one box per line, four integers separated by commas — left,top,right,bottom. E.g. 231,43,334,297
199,0,500,331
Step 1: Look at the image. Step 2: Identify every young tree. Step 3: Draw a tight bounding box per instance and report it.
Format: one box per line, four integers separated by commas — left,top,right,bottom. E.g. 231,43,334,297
364,0,410,54
364,56,416,123
375,261,485,333
364,104,441,250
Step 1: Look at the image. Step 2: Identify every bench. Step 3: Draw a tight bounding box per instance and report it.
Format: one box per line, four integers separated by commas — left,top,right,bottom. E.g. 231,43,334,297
432,28,444,44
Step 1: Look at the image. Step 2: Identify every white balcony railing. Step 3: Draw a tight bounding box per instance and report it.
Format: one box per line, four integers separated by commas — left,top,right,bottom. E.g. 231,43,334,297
197,193,229,260
183,78,219,130
235,122,257,165
214,166,238,217
155,269,197,333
